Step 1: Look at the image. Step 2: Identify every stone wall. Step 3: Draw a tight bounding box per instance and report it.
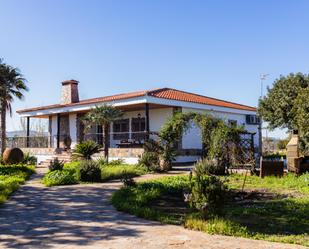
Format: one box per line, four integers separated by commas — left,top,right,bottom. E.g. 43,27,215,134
108,148,144,158
21,147,55,155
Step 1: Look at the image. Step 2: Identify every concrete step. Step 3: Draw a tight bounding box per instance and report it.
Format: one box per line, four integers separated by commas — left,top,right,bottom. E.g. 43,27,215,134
38,153,72,168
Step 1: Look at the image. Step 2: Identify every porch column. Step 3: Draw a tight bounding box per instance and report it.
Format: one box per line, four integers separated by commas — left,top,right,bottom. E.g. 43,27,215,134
26,117,30,148
57,113,61,148
69,114,78,148
145,103,150,140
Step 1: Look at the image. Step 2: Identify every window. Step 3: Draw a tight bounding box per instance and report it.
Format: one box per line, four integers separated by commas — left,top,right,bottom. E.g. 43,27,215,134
131,117,145,140
228,119,237,127
113,119,129,140
246,115,260,125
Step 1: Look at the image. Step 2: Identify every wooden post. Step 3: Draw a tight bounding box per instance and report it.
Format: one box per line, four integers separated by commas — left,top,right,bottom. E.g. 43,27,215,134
145,103,150,140
26,117,30,148
57,114,61,148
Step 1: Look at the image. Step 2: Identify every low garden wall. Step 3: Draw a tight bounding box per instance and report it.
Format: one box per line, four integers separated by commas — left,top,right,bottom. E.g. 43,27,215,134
21,148,56,164
93,148,145,164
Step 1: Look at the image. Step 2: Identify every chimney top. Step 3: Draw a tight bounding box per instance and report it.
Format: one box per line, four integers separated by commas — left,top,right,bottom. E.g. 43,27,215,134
62,79,79,85
61,79,79,104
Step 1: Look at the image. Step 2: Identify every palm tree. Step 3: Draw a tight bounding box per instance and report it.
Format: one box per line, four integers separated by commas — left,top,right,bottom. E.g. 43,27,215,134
0,60,28,153
82,104,123,160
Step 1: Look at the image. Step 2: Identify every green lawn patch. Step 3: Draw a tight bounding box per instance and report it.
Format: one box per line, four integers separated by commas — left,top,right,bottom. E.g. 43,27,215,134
226,173,309,195
42,169,79,186
0,165,35,204
100,164,148,181
111,174,309,247
42,161,149,186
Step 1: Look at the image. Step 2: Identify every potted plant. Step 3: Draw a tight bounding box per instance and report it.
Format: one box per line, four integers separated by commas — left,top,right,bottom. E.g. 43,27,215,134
63,135,72,150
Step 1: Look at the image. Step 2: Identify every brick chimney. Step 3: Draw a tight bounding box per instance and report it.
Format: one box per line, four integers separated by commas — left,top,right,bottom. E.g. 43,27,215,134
61,79,79,104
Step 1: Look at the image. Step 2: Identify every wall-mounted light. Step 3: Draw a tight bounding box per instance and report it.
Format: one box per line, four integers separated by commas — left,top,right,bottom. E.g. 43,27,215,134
137,113,141,119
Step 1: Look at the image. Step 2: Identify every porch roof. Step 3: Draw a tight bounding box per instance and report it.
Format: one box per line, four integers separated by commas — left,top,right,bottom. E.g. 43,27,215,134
17,87,257,117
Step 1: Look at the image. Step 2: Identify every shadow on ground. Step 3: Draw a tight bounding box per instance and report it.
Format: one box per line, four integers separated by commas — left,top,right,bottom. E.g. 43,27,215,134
0,182,159,248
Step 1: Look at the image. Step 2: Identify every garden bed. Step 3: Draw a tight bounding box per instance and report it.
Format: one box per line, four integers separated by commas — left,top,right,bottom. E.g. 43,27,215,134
43,161,149,187
112,174,309,247
0,164,35,204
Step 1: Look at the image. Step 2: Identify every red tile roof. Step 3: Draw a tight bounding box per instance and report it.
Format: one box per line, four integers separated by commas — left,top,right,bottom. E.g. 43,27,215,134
148,88,256,111
17,88,256,113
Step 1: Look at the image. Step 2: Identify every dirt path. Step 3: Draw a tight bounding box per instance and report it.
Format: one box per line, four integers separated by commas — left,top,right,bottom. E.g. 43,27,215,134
0,166,306,249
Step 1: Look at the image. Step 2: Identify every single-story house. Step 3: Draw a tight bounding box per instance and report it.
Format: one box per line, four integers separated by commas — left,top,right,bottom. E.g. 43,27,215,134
16,80,261,164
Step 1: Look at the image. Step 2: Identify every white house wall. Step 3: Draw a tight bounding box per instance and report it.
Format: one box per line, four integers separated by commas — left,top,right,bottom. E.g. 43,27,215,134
149,108,173,132
181,107,259,149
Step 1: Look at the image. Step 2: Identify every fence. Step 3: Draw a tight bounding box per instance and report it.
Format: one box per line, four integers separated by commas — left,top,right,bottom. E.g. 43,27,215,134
6,136,50,148
228,132,256,170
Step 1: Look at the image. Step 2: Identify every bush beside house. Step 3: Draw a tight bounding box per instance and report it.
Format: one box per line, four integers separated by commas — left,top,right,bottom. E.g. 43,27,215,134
0,164,35,203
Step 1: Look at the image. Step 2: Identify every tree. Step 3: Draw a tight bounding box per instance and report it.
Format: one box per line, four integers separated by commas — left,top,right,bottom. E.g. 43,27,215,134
258,73,309,130
82,105,123,160
293,88,309,152
277,138,289,151
0,60,28,153
258,73,309,153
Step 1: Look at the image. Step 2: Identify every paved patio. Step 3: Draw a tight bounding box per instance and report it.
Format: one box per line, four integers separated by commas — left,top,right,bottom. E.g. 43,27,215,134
0,167,306,249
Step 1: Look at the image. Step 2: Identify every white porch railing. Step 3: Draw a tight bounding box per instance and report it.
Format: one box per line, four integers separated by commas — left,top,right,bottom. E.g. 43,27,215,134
6,131,159,149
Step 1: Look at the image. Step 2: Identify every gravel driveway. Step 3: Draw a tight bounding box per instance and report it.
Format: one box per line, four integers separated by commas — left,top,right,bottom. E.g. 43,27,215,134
0,166,306,249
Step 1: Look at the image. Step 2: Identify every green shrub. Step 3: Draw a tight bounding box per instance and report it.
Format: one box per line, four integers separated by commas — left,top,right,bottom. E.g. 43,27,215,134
0,165,35,179
63,162,80,180
79,160,101,182
138,152,160,171
120,171,136,187
22,153,37,165
43,169,78,186
142,138,175,171
48,158,64,171
0,165,35,203
189,174,226,219
194,159,226,176
72,140,101,160
263,152,286,160
96,156,108,166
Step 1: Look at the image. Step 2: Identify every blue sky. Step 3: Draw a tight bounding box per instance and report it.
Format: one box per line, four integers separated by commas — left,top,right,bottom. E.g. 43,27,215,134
1,0,309,138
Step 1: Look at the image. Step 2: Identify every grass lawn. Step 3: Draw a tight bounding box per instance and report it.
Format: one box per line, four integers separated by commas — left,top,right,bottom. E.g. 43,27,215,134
43,161,149,186
0,165,35,204
112,173,309,247
100,164,148,181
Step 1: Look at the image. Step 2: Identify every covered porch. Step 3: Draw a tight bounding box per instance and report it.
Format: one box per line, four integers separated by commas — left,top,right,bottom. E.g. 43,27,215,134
11,103,175,161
